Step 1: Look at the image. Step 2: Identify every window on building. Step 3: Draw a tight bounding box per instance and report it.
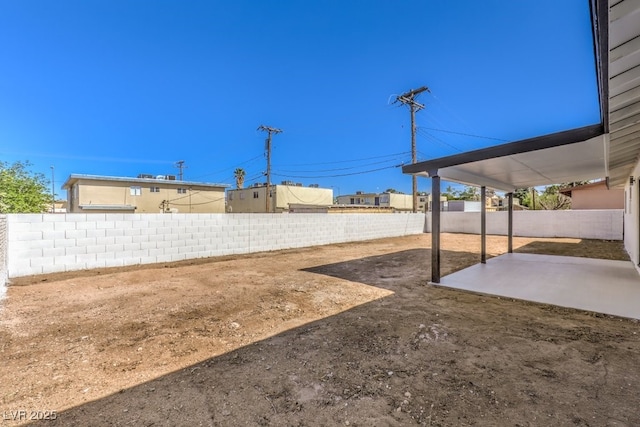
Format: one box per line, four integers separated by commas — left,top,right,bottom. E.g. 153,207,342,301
130,186,141,196
150,186,160,193
228,193,233,201
239,193,245,200
177,188,187,194
253,191,259,199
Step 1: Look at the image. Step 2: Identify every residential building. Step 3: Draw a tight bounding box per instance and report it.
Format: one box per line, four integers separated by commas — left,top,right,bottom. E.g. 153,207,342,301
48,200,67,213
445,195,518,212
289,204,394,213
446,200,482,212
62,174,229,213
336,191,442,212
227,182,333,213
559,181,623,210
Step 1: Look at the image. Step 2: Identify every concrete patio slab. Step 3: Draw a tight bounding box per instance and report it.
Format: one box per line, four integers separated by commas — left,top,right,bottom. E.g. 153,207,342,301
438,253,640,319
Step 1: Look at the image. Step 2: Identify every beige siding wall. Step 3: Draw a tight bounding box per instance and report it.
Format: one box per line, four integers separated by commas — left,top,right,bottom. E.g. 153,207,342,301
389,193,414,211
337,193,429,211
71,179,225,213
227,186,269,213
275,186,333,211
76,182,135,210
228,185,333,213
571,185,624,210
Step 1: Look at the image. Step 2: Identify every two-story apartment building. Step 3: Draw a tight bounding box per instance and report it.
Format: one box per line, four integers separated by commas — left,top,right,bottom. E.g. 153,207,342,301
336,191,440,212
227,182,333,213
62,174,229,213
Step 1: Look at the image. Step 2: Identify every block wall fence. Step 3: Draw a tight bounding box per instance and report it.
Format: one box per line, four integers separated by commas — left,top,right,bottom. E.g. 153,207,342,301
0,216,7,294
1,209,623,285
426,210,623,240
4,213,427,280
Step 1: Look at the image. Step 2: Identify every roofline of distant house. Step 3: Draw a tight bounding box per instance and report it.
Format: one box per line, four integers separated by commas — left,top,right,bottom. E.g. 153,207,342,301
558,179,608,196
62,174,229,190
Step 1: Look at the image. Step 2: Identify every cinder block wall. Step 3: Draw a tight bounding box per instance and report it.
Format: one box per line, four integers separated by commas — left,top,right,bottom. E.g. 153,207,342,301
425,210,623,240
0,215,7,292
6,213,427,278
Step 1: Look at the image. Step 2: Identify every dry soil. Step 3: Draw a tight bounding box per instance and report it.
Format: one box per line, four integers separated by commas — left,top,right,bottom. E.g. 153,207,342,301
0,233,638,426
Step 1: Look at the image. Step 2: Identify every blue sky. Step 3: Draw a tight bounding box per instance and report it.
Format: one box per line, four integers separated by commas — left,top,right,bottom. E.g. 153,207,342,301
0,0,600,198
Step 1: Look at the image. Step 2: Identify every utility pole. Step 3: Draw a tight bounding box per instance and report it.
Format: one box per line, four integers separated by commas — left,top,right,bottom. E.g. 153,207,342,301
175,160,186,180
395,86,429,213
258,125,282,213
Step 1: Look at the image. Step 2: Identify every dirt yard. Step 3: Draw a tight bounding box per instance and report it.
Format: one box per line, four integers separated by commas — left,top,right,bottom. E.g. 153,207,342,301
1,233,639,426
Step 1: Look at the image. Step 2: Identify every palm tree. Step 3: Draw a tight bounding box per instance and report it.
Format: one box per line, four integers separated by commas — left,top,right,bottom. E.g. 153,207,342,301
234,168,246,189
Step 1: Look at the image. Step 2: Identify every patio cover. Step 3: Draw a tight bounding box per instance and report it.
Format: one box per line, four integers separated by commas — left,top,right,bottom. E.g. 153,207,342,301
403,0,640,193
402,124,607,192
401,0,640,285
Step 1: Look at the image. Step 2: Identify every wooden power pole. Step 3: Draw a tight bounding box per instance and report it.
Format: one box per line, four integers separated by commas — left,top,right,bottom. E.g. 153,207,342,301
395,86,429,212
258,125,282,213
175,160,186,180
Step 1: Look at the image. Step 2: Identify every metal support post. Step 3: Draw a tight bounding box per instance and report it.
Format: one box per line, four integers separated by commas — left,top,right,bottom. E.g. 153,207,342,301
481,186,486,264
431,174,441,283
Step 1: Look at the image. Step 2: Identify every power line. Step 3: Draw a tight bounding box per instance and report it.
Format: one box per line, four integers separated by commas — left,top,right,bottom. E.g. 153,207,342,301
272,163,402,179
273,151,410,167
416,128,465,153
170,196,225,207
283,185,331,205
244,172,268,185
190,154,263,180
273,156,408,174
418,126,508,142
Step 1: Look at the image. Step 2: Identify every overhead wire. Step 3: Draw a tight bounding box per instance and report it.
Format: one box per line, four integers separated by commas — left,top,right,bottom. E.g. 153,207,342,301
272,163,403,179
283,185,332,205
418,126,509,143
416,127,466,153
190,154,264,181
273,151,410,167
273,156,408,174
415,90,509,154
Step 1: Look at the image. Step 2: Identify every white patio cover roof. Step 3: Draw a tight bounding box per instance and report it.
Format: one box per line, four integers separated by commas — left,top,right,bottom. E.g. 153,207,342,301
440,136,607,191
403,0,640,192
403,125,607,192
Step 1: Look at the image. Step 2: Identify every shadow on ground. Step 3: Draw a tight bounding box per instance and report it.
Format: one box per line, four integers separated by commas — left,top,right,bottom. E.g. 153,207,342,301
34,247,640,426
514,238,629,261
